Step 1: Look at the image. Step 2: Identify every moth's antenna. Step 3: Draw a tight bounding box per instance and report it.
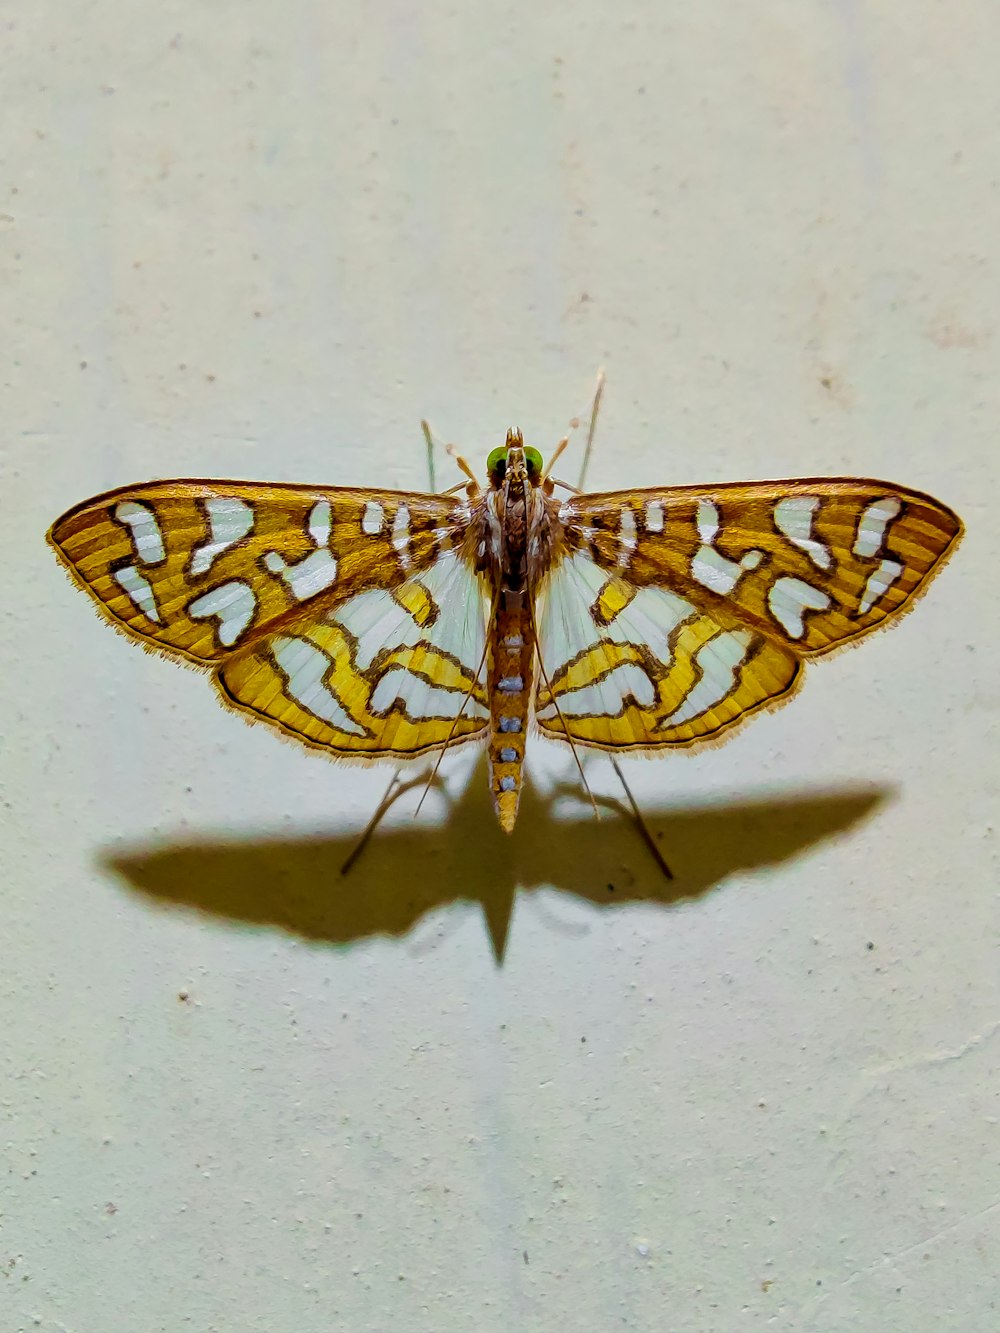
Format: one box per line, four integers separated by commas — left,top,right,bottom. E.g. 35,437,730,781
525,593,601,823
608,756,673,880
576,367,606,491
420,419,437,494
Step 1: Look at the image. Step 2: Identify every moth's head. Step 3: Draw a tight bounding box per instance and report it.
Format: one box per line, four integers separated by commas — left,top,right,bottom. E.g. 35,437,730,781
487,428,544,489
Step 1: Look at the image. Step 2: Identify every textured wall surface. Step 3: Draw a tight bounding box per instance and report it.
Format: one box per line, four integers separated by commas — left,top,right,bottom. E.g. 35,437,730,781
3,4,997,1330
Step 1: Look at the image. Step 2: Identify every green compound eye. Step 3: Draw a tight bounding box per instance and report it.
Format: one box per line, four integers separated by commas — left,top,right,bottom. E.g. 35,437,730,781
487,445,508,478
524,446,543,477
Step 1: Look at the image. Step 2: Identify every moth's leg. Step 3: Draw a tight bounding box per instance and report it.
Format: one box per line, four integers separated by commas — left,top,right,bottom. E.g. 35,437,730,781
340,767,447,876
608,756,673,880
446,445,480,491
540,433,571,483
421,419,480,494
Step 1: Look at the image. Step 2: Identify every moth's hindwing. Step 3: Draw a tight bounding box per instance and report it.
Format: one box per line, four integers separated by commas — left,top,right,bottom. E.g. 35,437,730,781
219,544,490,757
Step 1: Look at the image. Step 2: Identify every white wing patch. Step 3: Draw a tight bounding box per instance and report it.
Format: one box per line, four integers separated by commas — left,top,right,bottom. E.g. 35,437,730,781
664,630,752,726
308,500,331,546
270,634,366,735
537,662,655,721
854,497,901,558
539,549,692,667
264,501,338,601
370,669,480,720
264,548,338,600
114,565,161,622
332,547,489,720
767,576,831,639
189,579,257,647
859,559,903,615
644,499,665,533
691,500,764,595
537,549,695,722
392,503,412,572
618,508,637,570
190,497,254,576
774,496,832,571
362,500,384,535
114,501,166,564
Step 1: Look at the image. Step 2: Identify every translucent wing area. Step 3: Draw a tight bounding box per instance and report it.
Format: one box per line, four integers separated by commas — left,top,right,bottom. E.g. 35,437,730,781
48,479,463,663
535,548,800,749
561,478,962,657
49,479,488,758
218,546,489,757
536,478,961,750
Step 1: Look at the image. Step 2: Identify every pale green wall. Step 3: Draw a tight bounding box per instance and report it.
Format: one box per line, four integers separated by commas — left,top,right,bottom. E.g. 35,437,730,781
3,3,997,1330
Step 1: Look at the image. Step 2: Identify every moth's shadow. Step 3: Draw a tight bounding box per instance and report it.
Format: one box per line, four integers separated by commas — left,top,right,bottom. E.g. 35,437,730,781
102,763,891,959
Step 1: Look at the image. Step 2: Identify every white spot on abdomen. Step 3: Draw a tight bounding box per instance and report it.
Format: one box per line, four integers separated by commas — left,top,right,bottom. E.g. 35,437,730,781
114,566,161,622
859,559,903,614
189,580,257,647
767,577,831,638
854,497,901,558
115,502,166,564
774,496,832,571
190,497,254,576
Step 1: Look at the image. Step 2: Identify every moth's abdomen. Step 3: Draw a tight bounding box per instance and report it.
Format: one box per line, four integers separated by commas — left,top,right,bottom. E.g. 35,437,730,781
487,589,534,832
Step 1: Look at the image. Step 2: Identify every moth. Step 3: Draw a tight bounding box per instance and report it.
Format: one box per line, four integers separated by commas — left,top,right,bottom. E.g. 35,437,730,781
48,406,962,851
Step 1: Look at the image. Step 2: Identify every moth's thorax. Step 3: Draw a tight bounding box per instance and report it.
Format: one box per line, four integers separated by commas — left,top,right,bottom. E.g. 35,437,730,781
498,445,530,590
477,444,564,593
